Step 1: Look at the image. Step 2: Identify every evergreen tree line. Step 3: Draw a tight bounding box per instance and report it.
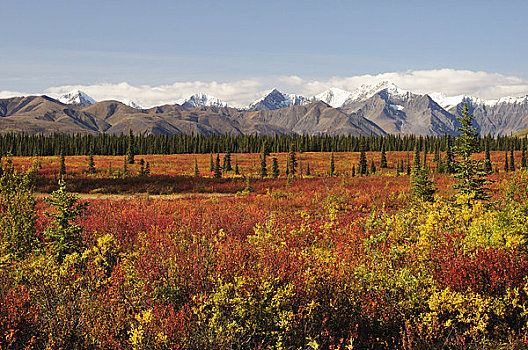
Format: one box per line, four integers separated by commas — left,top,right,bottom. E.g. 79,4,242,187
0,131,526,157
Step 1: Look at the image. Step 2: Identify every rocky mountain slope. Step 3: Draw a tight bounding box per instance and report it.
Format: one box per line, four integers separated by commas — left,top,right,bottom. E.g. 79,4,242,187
248,89,311,111
0,96,383,136
431,93,528,136
3,82,528,136
339,82,461,136
180,93,229,108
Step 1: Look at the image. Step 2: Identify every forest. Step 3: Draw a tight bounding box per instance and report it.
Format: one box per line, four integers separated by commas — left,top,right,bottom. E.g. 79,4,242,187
1,131,526,157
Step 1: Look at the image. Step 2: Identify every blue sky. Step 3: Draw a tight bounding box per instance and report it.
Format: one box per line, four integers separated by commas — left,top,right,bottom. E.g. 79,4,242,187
1,0,528,107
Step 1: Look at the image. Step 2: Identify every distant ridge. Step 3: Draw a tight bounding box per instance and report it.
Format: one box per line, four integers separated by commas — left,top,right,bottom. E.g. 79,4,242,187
2,81,528,136
0,97,383,136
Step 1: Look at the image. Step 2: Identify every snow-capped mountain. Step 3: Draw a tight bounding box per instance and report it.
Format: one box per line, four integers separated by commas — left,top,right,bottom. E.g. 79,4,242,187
5,80,528,136
429,93,487,111
118,99,143,109
430,92,528,136
314,88,353,108
342,81,411,106
313,83,411,108
181,93,229,108
338,81,460,136
248,89,311,111
58,90,96,105
431,92,528,110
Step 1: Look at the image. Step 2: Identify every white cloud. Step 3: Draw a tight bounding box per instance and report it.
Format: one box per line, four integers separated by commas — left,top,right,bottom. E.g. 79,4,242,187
277,69,528,100
44,80,264,108
3,69,527,108
0,90,35,98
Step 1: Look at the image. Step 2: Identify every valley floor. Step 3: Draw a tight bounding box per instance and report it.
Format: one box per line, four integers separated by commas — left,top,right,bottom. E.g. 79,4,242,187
2,152,528,349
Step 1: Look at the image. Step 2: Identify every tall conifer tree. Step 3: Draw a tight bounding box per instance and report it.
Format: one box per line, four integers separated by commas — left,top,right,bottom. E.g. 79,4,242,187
452,103,492,202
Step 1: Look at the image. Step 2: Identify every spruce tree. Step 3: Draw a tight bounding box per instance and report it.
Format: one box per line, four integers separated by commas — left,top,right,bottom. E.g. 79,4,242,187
288,145,297,176
299,154,303,178
351,164,355,177
44,178,87,263
139,158,145,176
123,156,128,176
127,130,135,164
223,151,232,171
452,103,492,202
510,148,515,172
87,152,95,174
261,141,270,157
271,157,279,178
209,153,214,172
213,154,222,178
329,152,335,175
194,157,199,177
380,146,387,168
370,159,376,174
305,162,310,176
484,142,493,173
413,147,421,174
437,156,444,174
504,151,509,172
59,151,66,177
235,157,240,175
260,154,267,178
411,167,436,202
445,140,455,174
433,146,440,163
406,153,411,175
144,161,150,175
358,151,368,175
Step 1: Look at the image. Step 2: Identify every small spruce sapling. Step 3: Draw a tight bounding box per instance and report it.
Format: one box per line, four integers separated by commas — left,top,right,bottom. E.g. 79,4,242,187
213,154,222,178
44,178,88,263
271,157,279,178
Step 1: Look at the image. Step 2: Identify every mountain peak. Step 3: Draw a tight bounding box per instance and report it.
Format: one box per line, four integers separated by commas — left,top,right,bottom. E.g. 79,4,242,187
58,90,96,105
315,88,353,108
119,99,143,109
249,89,311,110
360,81,408,98
181,93,229,108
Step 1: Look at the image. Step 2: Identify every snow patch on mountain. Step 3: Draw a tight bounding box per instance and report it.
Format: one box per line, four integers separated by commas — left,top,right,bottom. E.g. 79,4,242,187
249,88,311,110
181,93,229,108
485,95,528,106
119,99,143,109
314,88,353,108
389,104,404,111
430,92,528,110
58,90,97,105
344,81,411,105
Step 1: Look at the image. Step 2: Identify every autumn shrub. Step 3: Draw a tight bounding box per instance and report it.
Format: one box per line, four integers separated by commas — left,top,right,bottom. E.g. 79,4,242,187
4,153,528,348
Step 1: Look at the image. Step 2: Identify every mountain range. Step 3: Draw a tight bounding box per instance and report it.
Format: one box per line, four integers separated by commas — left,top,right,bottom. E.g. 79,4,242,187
1,82,528,136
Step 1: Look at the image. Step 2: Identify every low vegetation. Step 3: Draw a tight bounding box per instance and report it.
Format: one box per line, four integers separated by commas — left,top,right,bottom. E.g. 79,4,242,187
2,109,528,348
